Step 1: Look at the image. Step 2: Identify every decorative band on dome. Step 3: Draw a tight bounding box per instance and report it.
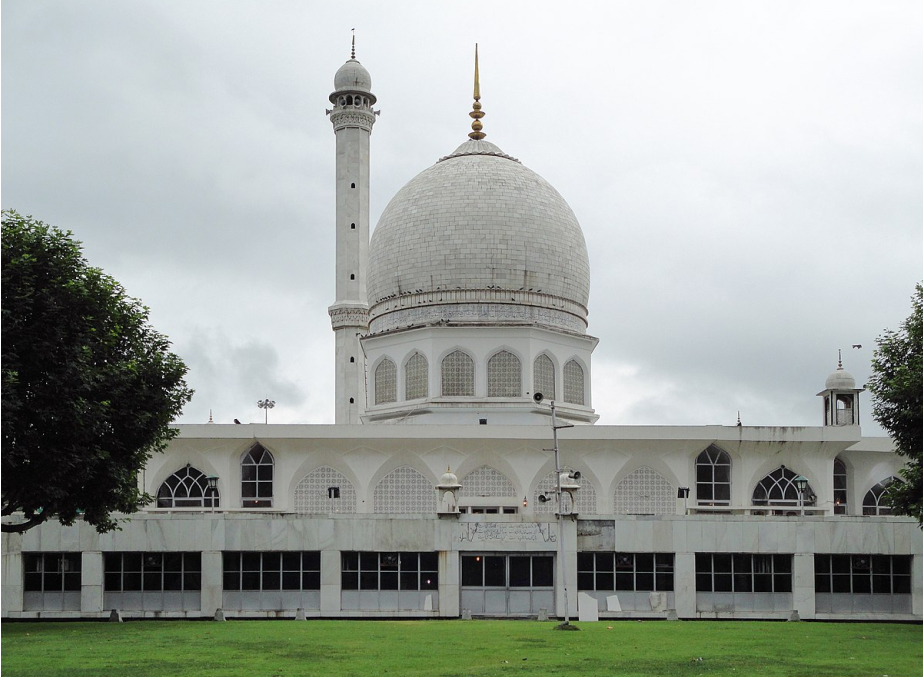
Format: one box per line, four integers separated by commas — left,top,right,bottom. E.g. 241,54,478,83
437,139,520,163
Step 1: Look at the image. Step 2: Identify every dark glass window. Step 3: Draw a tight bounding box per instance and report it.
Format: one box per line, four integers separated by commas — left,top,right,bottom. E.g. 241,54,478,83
696,446,731,505
23,553,82,592
695,553,792,593
833,457,848,514
863,477,900,516
104,552,201,592
578,553,673,591
341,552,438,591
752,467,815,510
461,554,554,588
241,445,273,508
222,551,319,591
814,554,912,594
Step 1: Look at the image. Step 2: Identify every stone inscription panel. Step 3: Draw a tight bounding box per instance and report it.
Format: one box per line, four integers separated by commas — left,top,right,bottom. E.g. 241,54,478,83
457,522,557,544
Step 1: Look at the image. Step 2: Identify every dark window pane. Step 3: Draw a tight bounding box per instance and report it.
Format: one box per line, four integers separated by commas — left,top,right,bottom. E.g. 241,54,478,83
163,553,183,572
509,557,531,587
696,465,712,482
577,553,594,572
341,571,358,590
616,573,635,591
400,553,418,570
696,573,712,592
714,484,730,501
400,572,419,590
714,466,730,483
713,554,732,574
163,572,183,591
733,555,752,573
656,573,674,591
420,573,438,590
123,572,142,591
104,572,122,591
462,556,483,586
380,553,399,570
635,554,654,572
24,572,43,592
104,554,122,573
636,573,654,591
698,485,713,501
772,556,791,574
242,553,261,571
695,554,711,574
342,552,359,571
485,557,506,587
892,557,911,576
773,574,792,593
304,552,321,571
302,571,320,590
578,572,595,590
263,552,281,571
713,574,732,592
815,574,830,593
123,553,143,572
262,570,280,590
281,571,301,590
753,573,772,592
241,482,256,498
241,466,256,481
595,554,614,572
223,572,240,591
360,571,378,590
831,556,850,574
257,482,273,498
893,575,911,594
615,554,634,571
596,572,614,590
532,557,554,587
360,552,378,571
143,572,163,591
223,552,240,571
241,572,261,590
872,556,891,574
380,572,398,590
733,573,752,592
852,574,871,593
257,466,273,481
185,553,201,572
872,575,891,594
419,553,438,571
184,572,201,590
832,574,851,593
143,554,163,571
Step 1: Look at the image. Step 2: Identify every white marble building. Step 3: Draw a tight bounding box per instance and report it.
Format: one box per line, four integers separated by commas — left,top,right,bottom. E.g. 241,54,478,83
2,48,920,621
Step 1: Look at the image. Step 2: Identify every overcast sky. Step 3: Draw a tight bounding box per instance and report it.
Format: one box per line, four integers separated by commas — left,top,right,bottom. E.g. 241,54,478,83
3,1,921,434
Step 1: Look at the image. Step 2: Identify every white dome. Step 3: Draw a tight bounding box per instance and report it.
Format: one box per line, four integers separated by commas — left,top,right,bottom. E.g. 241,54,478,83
825,366,857,390
333,58,372,93
367,139,590,334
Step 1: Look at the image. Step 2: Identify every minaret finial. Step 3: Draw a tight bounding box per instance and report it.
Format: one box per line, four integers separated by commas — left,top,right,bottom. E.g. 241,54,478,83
351,28,356,59
838,348,843,369
468,43,486,140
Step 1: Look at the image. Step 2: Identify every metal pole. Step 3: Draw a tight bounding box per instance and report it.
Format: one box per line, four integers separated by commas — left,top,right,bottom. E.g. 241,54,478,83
551,400,569,625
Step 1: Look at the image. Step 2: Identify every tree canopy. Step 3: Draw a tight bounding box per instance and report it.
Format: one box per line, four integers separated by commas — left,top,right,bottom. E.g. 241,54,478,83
867,282,923,525
2,210,193,534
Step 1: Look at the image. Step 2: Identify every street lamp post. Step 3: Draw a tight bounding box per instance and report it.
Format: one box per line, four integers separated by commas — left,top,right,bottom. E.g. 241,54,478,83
207,475,219,514
793,475,809,516
257,398,276,424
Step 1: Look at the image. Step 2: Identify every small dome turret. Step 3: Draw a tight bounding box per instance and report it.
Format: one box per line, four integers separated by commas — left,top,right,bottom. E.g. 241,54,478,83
825,365,857,391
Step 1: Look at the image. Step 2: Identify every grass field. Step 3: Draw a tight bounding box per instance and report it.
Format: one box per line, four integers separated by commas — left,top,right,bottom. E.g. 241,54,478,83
2,619,921,677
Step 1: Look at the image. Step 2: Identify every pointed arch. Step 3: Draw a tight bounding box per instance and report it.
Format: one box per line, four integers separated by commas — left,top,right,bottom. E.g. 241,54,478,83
487,350,522,397
404,352,429,400
695,445,731,506
613,466,674,515
533,353,555,401
156,465,218,508
373,465,436,513
294,466,357,514
241,444,274,508
459,465,516,498
533,468,597,515
752,466,814,508
374,357,397,404
563,359,585,405
442,350,475,397
863,476,900,515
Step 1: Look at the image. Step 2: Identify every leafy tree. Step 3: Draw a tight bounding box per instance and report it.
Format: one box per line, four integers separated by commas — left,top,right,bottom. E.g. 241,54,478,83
867,282,923,525
2,210,193,534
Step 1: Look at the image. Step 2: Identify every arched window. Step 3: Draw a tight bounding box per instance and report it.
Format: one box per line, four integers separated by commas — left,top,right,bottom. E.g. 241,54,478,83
156,465,218,508
405,353,429,400
563,360,585,405
241,445,273,508
442,350,474,397
696,445,731,506
863,477,900,516
613,466,674,515
752,467,814,509
533,354,555,400
833,457,848,514
487,351,522,397
374,358,397,404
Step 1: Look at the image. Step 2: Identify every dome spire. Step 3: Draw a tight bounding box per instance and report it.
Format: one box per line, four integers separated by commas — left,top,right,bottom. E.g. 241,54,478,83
351,28,356,59
468,44,486,140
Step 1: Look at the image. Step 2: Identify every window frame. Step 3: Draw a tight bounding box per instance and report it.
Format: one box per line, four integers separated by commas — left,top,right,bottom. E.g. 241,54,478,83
578,552,674,592
695,446,731,506
695,553,792,593
222,551,321,591
103,552,201,592
241,445,274,508
23,553,82,593
156,465,219,509
341,552,438,591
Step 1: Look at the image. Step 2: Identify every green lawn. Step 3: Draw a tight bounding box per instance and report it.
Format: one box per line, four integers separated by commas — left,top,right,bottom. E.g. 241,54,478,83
2,619,920,677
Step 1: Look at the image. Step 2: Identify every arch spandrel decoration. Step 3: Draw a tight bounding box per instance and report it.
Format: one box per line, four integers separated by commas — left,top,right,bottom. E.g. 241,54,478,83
459,465,516,498
294,466,357,514
533,468,597,515
373,466,436,513
613,466,674,515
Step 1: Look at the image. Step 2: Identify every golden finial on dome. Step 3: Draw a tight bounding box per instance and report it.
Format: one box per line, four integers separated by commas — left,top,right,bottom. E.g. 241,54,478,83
468,43,486,140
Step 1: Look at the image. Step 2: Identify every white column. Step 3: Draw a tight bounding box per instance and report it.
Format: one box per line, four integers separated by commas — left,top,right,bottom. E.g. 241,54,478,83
201,551,223,617
2,549,24,614
674,552,696,618
554,519,578,619
438,550,459,617
81,551,104,615
792,553,815,619
320,549,341,613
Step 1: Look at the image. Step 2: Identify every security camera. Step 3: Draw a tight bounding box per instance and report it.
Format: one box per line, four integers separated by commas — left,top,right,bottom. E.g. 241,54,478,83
533,392,544,403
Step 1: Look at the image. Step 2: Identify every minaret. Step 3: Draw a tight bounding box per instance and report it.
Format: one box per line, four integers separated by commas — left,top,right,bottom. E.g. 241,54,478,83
817,350,864,426
327,34,377,423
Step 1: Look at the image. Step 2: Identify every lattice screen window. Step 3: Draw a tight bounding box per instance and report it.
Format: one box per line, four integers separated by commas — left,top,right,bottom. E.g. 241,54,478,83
533,354,555,400
460,465,516,498
563,360,585,405
613,466,675,515
487,351,522,397
375,359,397,405
294,466,357,514
405,353,429,400
442,350,475,397
533,468,597,514
373,466,436,513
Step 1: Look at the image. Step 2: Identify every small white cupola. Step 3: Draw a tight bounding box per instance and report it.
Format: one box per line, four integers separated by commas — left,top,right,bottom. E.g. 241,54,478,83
816,350,864,426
